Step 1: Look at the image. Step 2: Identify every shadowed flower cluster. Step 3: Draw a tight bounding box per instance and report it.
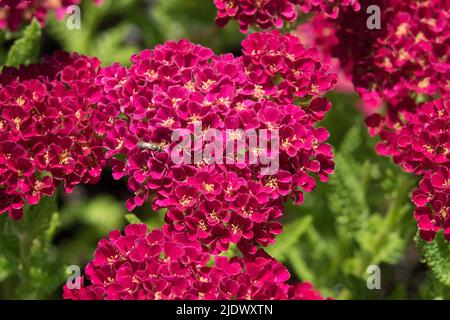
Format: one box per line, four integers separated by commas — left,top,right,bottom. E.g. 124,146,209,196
293,1,450,242
0,0,102,31
300,0,449,112
0,51,106,219
413,167,450,242
64,224,326,300
367,96,450,242
214,0,361,32
402,97,449,242
374,97,450,175
94,31,335,254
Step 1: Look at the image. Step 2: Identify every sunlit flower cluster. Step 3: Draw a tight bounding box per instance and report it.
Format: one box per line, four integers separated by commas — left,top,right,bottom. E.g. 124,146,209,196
0,51,106,219
0,31,333,300
64,224,326,300
94,31,335,254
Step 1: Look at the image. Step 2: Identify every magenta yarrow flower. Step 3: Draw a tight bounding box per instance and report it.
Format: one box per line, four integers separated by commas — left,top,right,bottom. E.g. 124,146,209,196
214,0,361,32
95,31,336,254
297,1,450,242
63,224,327,300
296,14,353,94
0,0,103,31
412,166,450,242
374,97,450,175
367,97,450,242
0,51,106,219
301,0,449,122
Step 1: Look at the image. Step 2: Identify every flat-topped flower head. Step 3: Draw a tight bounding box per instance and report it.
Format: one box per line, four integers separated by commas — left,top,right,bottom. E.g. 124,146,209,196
95,31,336,254
0,51,106,219
64,224,327,300
374,97,450,175
298,2,449,243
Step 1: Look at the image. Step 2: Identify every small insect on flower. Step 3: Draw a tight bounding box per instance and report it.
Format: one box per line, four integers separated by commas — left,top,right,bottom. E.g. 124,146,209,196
95,32,336,254
137,141,164,152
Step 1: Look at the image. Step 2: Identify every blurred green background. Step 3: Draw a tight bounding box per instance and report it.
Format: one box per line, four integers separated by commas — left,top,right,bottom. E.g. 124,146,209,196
0,0,449,300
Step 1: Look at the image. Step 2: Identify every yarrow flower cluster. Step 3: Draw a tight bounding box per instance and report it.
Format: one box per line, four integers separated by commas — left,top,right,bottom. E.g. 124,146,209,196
94,31,335,254
374,97,450,175
295,1,450,242
0,51,106,219
0,0,102,31
385,97,449,242
64,224,326,300
413,167,450,242
215,0,450,243
0,27,332,299
214,0,361,32
305,0,449,112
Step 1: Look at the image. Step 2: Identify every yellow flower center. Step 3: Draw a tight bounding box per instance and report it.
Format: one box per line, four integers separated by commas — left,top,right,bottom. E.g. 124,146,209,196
203,182,214,192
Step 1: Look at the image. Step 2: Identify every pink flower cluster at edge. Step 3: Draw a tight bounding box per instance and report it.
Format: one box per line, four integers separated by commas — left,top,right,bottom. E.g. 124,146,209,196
294,0,450,241
400,98,449,242
0,51,106,219
63,223,327,300
0,0,103,31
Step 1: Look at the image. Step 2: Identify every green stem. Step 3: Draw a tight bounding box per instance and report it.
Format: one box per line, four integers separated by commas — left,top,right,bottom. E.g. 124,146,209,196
334,174,411,300
17,232,36,299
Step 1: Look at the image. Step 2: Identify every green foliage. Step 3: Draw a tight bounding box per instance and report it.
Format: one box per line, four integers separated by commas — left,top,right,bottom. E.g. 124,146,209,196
420,273,450,300
5,20,41,67
266,215,312,261
0,196,62,299
328,126,370,239
416,233,450,288
125,213,142,225
80,195,125,234
48,0,141,65
151,0,243,53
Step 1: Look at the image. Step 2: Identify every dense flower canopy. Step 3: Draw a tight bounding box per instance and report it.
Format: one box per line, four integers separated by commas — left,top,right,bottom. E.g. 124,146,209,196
0,0,446,303
0,51,106,219
405,97,450,242
297,1,450,242
0,0,102,31
94,31,336,254
374,97,450,175
307,0,449,113
64,224,326,300
214,0,450,243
